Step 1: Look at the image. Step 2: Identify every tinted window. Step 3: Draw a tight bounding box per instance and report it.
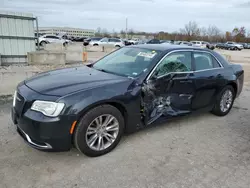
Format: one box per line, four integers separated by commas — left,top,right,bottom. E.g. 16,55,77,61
109,38,120,42
194,52,221,71
45,35,54,38
153,51,192,77
45,35,59,39
148,39,160,44
100,38,108,42
91,37,102,41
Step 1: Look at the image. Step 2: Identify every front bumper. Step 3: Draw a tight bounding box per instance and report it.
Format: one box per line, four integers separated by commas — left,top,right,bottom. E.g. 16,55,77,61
12,107,76,151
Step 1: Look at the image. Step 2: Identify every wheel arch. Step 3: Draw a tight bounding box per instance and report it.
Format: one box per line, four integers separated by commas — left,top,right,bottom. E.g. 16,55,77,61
74,100,129,134
227,81,237,98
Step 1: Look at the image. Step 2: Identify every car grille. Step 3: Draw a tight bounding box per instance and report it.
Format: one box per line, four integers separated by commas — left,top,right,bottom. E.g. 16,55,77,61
14,92,25,116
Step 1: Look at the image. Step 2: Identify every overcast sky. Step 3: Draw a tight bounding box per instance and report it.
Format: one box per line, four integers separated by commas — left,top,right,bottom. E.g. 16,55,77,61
1,0,250,32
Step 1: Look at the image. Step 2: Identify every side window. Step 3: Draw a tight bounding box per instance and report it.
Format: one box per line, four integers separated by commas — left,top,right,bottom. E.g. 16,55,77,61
109,39,120,42
153,51,192,77
100,38,108,42
45,35,53,38
194,52,221,71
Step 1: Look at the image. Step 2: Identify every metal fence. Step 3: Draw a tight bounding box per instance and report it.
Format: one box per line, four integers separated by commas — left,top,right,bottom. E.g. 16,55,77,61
0,11,37,65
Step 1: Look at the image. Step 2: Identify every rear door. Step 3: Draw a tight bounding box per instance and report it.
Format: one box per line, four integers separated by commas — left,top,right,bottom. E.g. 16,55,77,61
191,50,227,110
142,51,196,125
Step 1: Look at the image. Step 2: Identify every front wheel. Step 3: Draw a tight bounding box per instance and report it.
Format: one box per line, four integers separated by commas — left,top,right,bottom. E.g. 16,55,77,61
211,85,235,116
74,105,124,157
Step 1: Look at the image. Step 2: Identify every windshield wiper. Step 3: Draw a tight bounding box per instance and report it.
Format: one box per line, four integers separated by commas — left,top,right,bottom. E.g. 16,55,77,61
94,67,128,78
94,68,110,73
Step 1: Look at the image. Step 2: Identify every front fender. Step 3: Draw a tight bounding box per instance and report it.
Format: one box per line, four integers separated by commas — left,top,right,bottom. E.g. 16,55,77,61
58,82,142,133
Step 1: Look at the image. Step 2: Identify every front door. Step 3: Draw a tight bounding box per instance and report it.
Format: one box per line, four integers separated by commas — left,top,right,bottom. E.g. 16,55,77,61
142,51,195,125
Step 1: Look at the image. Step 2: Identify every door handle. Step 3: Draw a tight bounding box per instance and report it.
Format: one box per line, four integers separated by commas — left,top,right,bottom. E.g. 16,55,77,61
179,94,193,99
180,80,192,83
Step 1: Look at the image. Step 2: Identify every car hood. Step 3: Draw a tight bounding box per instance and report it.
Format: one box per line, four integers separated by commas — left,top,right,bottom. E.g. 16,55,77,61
24,66,130,96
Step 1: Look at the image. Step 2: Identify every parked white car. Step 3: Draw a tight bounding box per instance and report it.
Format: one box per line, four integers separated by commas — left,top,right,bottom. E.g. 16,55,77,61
190,41,207,48
89,38,125,48
38,35,72,46
128,38,140,45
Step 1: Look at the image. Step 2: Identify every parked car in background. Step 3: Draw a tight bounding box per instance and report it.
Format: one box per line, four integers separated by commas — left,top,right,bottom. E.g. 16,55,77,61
146,39,161,44
246,43,250,49
190,41,205,48
83,37,103,46
137,39,149,44
73,37,87,42
239,43,248,49
215,43,228,49
38,35,72,47
179,41,193,46
190,41,215,50
12,44,244,157
122,39,133,46
128,38,140,45
160,40,171,44
202,41,215,50
89,38,125,48
225,42,243,51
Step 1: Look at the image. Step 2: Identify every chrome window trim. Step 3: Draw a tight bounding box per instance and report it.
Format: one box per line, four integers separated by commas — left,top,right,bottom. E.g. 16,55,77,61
146,49,224,81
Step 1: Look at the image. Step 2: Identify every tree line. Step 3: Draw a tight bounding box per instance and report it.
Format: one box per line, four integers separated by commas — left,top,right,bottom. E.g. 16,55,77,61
95,21,250,43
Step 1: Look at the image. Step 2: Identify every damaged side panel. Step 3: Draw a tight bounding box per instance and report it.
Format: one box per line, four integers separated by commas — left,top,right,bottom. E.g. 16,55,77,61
141,75,194,125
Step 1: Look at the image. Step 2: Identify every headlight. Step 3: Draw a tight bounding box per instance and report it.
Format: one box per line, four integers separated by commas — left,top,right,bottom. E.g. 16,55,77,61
31,100,65,117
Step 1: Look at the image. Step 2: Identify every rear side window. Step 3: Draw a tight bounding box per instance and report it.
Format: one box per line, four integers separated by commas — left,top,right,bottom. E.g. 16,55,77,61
194,52,221,71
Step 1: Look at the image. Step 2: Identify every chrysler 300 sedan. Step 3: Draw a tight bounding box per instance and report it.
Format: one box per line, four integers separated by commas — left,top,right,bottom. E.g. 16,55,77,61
11,44,244,157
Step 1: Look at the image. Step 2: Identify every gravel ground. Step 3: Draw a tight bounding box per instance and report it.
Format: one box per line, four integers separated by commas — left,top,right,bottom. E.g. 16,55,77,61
0,86,250,188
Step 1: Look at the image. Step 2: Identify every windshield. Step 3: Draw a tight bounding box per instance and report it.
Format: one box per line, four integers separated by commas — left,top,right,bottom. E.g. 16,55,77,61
93,47,162,77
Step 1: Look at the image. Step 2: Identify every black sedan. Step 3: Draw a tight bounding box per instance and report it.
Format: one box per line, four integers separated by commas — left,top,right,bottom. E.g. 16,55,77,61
11,45,244,157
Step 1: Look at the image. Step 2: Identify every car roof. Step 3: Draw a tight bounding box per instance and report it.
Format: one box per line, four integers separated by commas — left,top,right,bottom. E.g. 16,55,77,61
128,44,205,51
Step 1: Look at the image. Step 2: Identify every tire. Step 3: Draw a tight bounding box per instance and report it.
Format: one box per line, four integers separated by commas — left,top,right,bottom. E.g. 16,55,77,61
40,41,47,47
211,85,235,116
115,45,120,48
93,44,99,46
74,105,124,157
63,42,68,47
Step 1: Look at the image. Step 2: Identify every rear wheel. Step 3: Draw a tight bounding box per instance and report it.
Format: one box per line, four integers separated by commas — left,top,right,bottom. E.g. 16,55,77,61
211,85,235,116
93,44,99,46
74,105,124,157
115,45,120,48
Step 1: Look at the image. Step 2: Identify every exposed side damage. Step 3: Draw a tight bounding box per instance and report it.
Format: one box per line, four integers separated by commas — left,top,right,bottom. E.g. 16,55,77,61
141,78,192,125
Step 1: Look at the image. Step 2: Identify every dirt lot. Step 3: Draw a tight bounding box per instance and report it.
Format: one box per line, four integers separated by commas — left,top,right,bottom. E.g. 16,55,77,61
1,49,250,188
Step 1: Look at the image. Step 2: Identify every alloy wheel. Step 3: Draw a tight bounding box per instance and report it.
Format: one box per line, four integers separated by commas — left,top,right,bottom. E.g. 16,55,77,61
85,114,119,151
220,89,233,112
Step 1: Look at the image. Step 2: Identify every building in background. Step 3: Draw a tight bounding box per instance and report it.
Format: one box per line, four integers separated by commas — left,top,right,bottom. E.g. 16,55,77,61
37,27,95,37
